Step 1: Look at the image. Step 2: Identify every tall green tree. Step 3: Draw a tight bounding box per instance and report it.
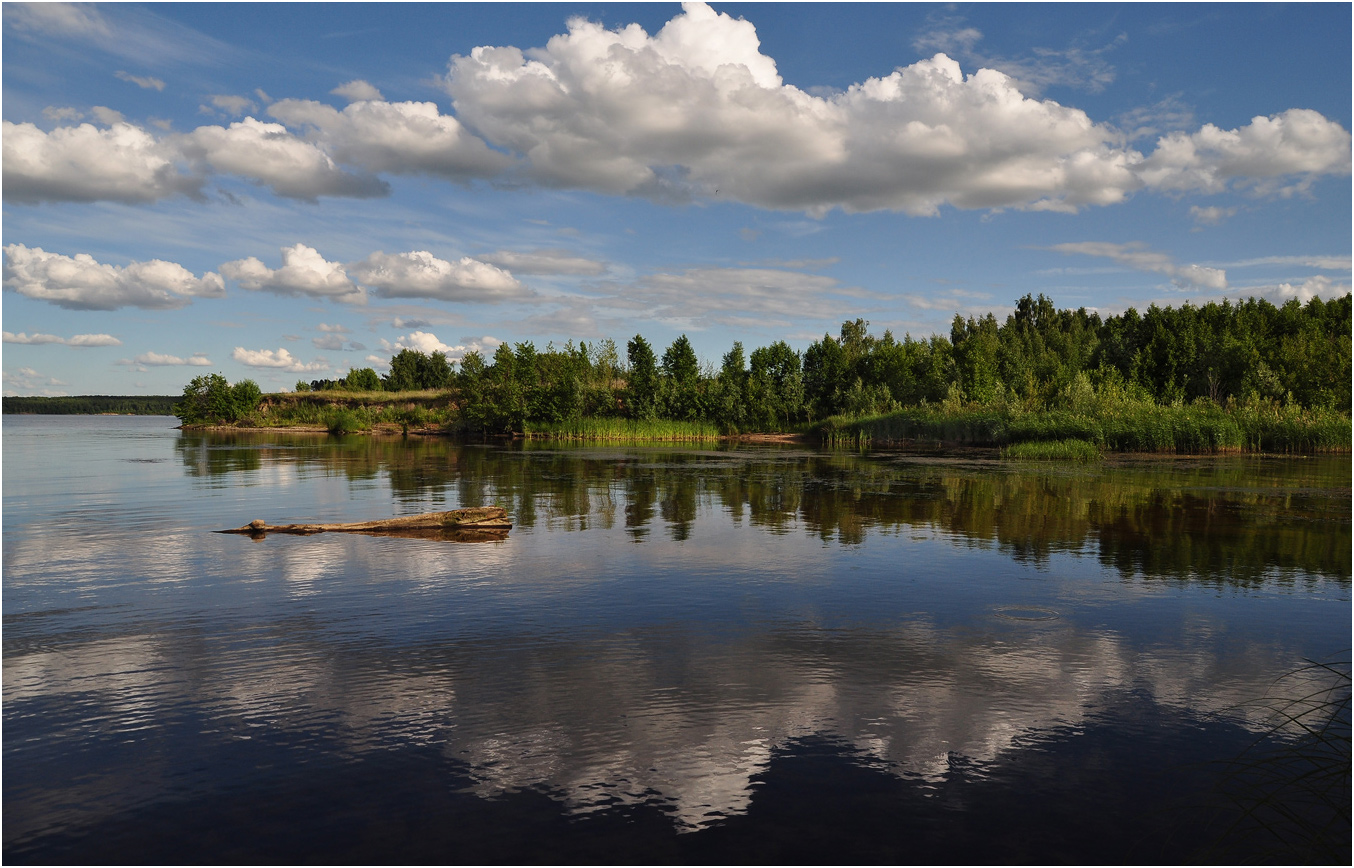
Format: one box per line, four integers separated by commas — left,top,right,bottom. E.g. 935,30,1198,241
661,334,703,420
626,335,660,420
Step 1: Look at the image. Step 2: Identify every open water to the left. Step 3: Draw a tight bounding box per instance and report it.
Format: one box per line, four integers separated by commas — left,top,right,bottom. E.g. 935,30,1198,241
3,415,1349,863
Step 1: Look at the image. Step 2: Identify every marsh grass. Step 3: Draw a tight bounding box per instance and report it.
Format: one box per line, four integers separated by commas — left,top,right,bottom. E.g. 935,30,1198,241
1204,659,1351,864
823,400,1350,454
324,408,369,435
1001,438,1101,461
523,418,722,442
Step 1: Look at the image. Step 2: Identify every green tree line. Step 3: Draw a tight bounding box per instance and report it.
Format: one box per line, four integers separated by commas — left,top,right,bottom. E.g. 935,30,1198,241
3,395,180,415
453,293,1350,434
175,293,1351,439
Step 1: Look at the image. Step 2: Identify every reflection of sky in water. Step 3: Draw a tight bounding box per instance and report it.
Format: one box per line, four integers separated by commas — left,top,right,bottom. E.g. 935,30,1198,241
3,418,1349,844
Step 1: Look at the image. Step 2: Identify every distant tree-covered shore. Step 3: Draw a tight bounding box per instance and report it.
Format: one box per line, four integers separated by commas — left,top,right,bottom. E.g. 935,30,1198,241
172,293,1354,452
3,395,179,415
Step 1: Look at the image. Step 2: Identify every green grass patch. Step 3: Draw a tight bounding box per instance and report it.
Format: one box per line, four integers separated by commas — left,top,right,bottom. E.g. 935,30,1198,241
324,408,370,435
523,417,722,442
1002,438,1102,461
822,401,1350,454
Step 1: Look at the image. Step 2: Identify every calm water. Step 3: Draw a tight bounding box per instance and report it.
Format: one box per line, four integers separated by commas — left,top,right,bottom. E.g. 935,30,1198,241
4,415,1349,863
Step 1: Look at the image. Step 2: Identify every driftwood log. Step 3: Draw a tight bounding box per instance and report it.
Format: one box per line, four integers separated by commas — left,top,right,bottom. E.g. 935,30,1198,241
217,506,511,540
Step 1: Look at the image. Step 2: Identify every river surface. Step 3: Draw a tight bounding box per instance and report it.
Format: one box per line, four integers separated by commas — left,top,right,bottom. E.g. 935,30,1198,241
4,415,1349,863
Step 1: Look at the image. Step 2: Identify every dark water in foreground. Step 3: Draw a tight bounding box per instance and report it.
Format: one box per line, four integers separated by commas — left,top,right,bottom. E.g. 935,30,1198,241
4,416,1349,864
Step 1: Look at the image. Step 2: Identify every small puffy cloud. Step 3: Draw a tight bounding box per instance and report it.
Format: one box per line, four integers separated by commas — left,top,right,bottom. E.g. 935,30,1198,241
1047,241,1228,290
132,351,212,366
268,99,512,180
312,334,346,351
90,106,125,125
330,79,383,102
1253,274,1351,304
378,331,501,363
2,120,201,203
42,106,83,122
349,250,526,301
201,94,257,117
3,243,225,310
2,365,68,397
391,317,431,330
115,70,165,91
1189,205,1236,226
231,346,329,373
221,244,364,302
179,117,387,200
384,330,455,354
4,331,122,347
1140,109,1351,195
365,354,390,369
316,322,350,333
479,248,608,276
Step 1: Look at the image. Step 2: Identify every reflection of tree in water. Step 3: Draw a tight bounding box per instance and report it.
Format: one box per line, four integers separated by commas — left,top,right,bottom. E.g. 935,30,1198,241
174,432,1350,586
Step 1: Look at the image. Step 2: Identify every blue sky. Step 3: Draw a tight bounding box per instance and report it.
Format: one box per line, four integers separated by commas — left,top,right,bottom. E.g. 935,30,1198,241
3,2,1350,396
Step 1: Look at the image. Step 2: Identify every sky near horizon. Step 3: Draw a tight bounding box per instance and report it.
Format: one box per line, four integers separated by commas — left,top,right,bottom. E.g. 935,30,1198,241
3,2,1350,396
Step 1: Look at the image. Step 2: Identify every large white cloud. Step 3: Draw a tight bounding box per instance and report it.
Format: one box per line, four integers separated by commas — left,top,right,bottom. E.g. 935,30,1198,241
4,331,122,346
3,243,225,310
220,244,364,303
267,99,512,180
443,2,1348,215
348,250,526,301
443,3,1143,215
2,120,201,204
1048,241,1228,290
179,118,387,200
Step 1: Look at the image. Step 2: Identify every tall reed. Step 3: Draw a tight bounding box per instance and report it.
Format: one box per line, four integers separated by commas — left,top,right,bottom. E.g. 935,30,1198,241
523,418,722,442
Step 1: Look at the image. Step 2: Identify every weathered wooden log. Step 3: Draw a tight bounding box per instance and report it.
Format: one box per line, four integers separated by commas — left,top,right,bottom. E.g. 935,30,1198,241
217,506,511,538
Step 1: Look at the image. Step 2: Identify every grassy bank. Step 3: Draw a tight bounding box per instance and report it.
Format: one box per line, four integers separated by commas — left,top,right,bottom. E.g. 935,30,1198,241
821,399,1352,454
190,386,1350,454
217,390,459,432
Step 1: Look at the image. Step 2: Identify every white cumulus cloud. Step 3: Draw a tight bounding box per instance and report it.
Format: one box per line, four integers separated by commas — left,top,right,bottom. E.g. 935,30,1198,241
1243,274,1352,306
179,117,387,200
444,3,1143,215
4,331,122,347
221,244,364,302
378,331,502,362
1139,109,1352,195
232,346,329,373
349,250,526,301
268,99,512,180
1047,241,1228,290
330,79,384,102
2,120,201,204
442,3,1348,216
3,243,225,310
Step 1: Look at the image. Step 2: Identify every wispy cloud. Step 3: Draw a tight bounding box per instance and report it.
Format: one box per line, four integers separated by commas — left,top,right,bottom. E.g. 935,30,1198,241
1046,241,1227,290
4,331,122,347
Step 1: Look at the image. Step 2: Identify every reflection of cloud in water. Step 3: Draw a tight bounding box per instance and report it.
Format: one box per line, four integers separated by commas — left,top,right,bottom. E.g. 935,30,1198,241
5,607,1342,835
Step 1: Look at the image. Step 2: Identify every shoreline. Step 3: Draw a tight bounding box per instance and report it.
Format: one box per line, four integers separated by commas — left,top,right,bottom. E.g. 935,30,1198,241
174,423,1349,457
